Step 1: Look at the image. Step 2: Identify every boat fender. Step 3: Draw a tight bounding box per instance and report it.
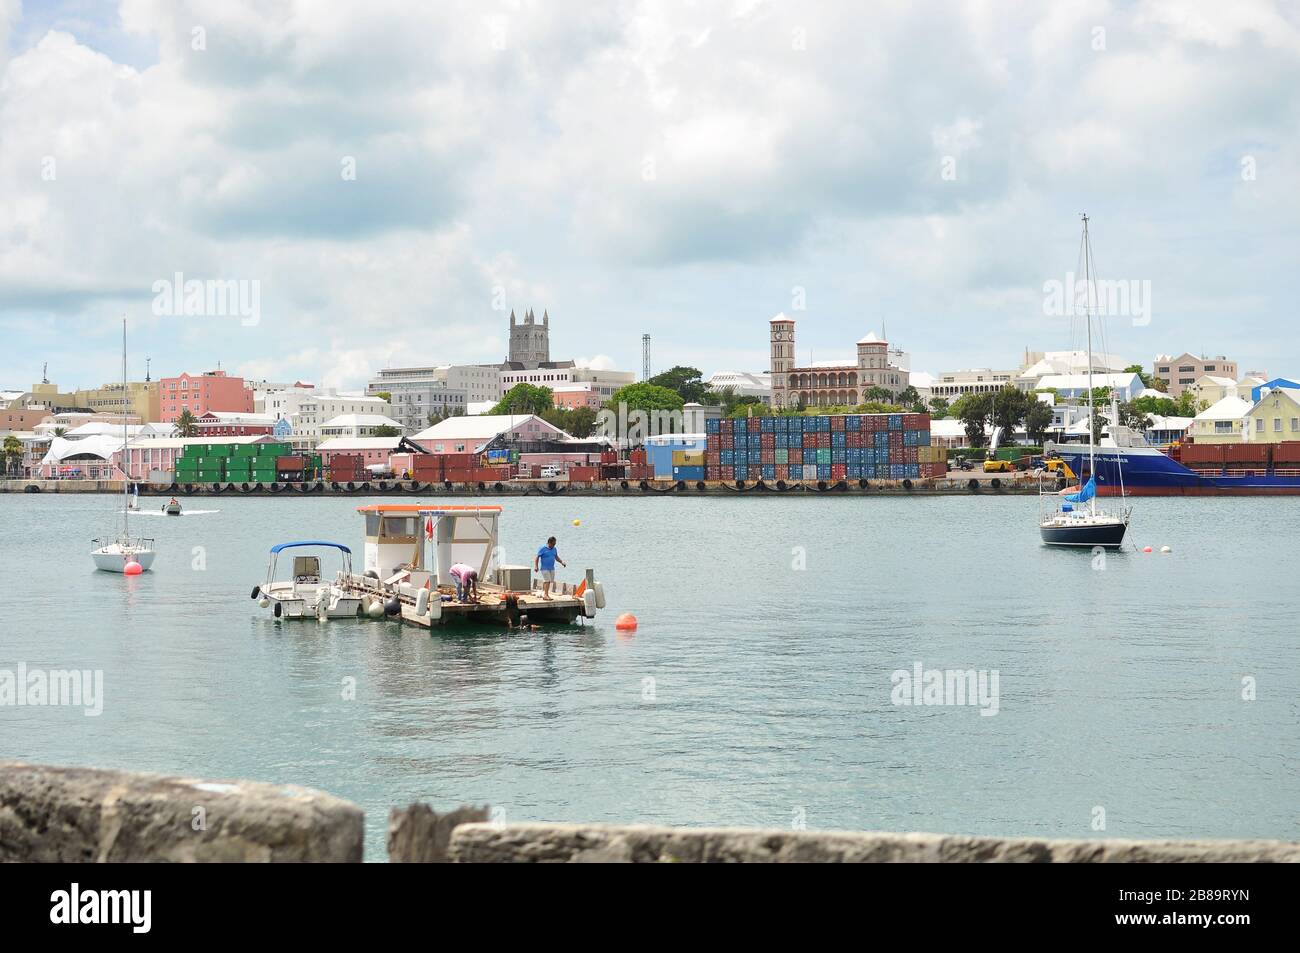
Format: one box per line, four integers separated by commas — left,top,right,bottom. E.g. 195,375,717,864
582,589,598,618
366,599,385,619
427,598,441,621
259,597,270,609
273,601,282,618
384,597,401,616
620,480,629,490
316,600,329,622
593,581,606,610
250,585,261,600
415,588,430,616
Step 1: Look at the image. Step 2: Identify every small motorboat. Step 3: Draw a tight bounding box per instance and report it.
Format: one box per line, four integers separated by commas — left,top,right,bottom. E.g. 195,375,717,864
251,541,362,620
162,498,183,516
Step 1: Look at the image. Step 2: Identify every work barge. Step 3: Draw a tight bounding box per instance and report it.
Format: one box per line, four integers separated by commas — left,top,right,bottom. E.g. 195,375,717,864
339,504,603,629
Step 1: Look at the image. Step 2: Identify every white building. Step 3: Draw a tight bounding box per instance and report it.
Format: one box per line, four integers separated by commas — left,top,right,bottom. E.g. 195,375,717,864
1017,350,1130,391
498,364,635,402
285,393,394,451
365,366,472,433
412,414,569,453
929,369,1019,399
1035,372,1143,403
705,371,771,403
319,413,404,440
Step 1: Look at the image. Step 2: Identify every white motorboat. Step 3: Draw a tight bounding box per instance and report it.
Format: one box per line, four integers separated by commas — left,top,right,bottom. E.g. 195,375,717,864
162,498,183,515
251,541,363,620
92,318,156,573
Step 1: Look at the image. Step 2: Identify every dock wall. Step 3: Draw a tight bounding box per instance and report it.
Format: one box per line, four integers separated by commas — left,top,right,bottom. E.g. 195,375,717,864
0,477,1039,497
3,765,1293,862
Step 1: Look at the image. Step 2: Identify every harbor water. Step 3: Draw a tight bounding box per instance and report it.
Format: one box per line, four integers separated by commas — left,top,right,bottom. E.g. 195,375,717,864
1,493,1296,859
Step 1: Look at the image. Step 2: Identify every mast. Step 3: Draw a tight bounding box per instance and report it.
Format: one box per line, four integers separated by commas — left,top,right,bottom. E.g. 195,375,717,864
1082,214,1096,516
122,317,129,537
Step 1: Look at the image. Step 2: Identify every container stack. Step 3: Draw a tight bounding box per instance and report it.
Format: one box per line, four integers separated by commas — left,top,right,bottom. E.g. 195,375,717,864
327,453,365,483
1273,442,1300,468
1223,444,1270,469
627,447,652,480
441,453,476,483
671,449,706,482
1180,444,1226,469
174,441,292,483
704,413,941,482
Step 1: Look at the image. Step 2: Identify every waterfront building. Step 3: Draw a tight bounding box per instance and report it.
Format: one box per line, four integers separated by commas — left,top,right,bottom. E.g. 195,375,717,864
1244,387,1300,442
1144,415,1194,446
1016,349,1130,392
1188,376,1242,407
1188,396,1252,443
412,414,568,454
1153,353,1238,397
159,370,254,422
768,315,908,409
497,363,635,402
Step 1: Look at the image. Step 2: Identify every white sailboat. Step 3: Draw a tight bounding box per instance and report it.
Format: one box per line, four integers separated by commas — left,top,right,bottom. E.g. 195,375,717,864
92,318,156,573
1038,214,1131,548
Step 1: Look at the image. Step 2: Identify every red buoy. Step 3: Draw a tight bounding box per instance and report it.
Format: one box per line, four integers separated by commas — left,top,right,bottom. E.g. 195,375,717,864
123,561,143,575
615,612,638,631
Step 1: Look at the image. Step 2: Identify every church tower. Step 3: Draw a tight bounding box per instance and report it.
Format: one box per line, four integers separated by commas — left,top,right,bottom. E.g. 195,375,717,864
508,308,551,366
769,314,795,408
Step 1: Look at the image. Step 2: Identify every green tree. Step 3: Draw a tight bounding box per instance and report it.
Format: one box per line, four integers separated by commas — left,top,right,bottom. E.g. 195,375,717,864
53,426,67,438
953,393,992,448
491,382,554,416
990,385,1030,440
3,435,22,476
605,382,684,414
863,386,893,403
1118,401,1151,431
1023,399,1053,445
649,366,711,404
175,410,197,437
540,405,599,438
373,391,393,403
927,397,950,418
371,425,401,437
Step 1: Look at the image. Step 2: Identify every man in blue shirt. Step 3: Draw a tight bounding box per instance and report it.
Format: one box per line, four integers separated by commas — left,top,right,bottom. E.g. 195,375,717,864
534,536,566,600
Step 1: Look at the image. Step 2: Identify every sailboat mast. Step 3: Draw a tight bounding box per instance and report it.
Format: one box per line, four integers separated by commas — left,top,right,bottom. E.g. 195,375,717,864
122,317,129,536
1083,215,1096,516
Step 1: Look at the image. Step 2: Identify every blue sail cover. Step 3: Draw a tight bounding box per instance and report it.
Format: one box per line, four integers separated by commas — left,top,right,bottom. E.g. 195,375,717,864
1065,477,1096,503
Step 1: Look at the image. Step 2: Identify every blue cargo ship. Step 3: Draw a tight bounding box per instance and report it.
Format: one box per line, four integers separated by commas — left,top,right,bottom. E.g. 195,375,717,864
1054,444,1300,496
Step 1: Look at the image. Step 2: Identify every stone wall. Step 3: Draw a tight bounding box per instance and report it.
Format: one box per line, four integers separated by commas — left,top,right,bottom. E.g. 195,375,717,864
0,761,363,862
445,822,1300,864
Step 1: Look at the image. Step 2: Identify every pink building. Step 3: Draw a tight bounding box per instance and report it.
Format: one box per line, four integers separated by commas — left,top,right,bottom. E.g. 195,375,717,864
159,370,254,422
552,383,601,410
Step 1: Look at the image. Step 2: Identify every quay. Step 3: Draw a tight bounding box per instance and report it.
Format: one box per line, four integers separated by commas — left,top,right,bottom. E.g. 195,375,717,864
1,474,1046,496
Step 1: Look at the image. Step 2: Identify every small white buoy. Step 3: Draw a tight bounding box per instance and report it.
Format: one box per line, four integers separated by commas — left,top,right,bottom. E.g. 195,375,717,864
1160,545,1172,554
259,597,270,609
366,600,385,619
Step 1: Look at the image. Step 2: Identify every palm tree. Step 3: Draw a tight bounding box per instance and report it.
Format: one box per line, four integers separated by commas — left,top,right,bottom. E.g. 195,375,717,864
3,435,22,476
53,427,67,437
176,409,198,437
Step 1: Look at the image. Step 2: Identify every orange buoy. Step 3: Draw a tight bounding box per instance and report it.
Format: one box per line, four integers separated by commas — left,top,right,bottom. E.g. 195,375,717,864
123,561,143,575
615,612,638,631
1142,546,1153,553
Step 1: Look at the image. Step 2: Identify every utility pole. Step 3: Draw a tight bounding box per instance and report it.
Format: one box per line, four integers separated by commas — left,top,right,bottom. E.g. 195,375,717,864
641,334,651,380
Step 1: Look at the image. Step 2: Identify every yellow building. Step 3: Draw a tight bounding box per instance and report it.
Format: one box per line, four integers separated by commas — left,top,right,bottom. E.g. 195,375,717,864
1246,387,1300,443
74,381,161,422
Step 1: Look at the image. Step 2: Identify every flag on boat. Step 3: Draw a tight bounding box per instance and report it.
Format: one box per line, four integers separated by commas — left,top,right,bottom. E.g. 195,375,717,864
425,515,434,539
1065,477,1096,503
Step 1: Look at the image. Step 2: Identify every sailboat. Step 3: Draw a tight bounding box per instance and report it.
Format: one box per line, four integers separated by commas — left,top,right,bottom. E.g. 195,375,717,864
91,318,156,573
1039,214,1131,548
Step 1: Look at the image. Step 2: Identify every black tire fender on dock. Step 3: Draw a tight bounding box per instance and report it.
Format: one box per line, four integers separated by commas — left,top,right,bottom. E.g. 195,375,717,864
675,481,686,491
547,481,557,492
210,483,223,493
990,478,1002,489
967,478,979,491
494,482,504,492
816,480,828,491
695,481,706,492
775,480,787,491
639,480,650,492
619,480,629,490
241,483,251,492
735,480,746,490
902,479,913,490
858,479,870,489
184,484,195,495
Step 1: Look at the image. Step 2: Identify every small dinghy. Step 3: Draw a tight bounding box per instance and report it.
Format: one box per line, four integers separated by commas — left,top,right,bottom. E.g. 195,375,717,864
162,498,183,516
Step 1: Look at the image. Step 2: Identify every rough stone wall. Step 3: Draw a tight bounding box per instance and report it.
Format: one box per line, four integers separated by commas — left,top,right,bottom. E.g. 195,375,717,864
446,823,1300,864
0,761,364,863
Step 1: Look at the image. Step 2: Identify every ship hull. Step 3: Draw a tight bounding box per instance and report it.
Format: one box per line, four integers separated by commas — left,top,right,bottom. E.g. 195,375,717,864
1055,445,1300,496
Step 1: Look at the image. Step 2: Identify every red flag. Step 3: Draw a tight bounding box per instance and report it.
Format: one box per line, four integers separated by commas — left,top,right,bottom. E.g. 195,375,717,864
425,516,433,539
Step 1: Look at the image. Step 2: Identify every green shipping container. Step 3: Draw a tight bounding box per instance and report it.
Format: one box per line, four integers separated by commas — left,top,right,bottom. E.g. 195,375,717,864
775,448,788,465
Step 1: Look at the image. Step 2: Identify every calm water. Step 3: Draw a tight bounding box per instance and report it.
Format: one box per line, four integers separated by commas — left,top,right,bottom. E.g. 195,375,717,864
2,492,1296,859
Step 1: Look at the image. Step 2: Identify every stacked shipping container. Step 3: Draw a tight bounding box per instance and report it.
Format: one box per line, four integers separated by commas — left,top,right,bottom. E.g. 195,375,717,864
703,414,944,482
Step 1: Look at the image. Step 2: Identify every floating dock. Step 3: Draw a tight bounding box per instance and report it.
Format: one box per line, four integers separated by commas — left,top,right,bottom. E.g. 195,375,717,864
339,504,601,629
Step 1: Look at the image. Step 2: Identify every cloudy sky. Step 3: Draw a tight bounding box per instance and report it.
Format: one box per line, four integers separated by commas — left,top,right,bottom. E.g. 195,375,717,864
2,0,1297,392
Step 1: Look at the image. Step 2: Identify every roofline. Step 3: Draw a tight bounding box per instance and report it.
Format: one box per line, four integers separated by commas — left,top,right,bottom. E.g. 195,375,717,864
355,504,504,513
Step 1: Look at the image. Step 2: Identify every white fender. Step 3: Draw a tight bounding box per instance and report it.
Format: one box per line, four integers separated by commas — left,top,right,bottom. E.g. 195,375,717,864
593,581,606,610
582,589,598,618
414,588,430,616
427,598,441,621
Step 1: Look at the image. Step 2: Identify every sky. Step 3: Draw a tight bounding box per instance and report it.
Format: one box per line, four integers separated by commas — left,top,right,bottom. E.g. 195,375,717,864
2,0,1298,392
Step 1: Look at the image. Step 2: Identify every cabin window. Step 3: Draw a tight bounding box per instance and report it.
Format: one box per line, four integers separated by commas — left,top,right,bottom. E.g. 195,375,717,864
365,513,381,535
380,516,418,538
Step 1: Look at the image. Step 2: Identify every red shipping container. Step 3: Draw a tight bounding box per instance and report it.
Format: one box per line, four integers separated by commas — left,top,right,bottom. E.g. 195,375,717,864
443,469,472,482
831,464,846,479
721,466,735,480
1224,444,1268,463
760,450,775,465
569,467,598,481
1274,442,1300,464
819,433,831,448
276,455,305,469
788,448,803,465
760,433,775,448
774,465,788,481
831,416,846,431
